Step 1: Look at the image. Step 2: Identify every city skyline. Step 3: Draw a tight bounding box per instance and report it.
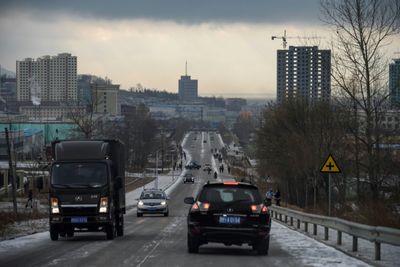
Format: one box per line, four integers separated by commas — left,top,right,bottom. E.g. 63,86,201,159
1,0,399,98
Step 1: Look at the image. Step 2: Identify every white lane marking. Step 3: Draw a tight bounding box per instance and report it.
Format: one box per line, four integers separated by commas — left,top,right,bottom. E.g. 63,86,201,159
124,217,184,267
135,238,164,267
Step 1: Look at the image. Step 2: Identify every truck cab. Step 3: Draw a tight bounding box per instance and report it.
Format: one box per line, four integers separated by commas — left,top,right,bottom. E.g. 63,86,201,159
49,140,125,240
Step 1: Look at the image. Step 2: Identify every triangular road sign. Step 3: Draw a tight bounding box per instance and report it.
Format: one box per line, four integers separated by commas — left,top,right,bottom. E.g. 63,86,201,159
320,154,341,173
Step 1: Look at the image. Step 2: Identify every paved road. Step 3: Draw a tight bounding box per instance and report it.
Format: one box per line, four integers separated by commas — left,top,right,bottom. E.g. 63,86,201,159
0,132,369,267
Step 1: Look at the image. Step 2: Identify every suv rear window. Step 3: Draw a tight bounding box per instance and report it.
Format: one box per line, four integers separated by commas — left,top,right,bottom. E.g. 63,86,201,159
198,185,262,204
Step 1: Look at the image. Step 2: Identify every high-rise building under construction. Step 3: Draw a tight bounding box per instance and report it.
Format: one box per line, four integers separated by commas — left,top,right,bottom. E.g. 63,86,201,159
276,46,331,104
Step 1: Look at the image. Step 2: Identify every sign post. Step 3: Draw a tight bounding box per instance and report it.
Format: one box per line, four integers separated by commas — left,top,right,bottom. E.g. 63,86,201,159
320,154,341,216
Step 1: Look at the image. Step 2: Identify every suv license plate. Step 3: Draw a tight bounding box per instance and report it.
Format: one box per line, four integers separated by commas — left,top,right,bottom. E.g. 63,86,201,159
71,217,87,223
219,216,240,224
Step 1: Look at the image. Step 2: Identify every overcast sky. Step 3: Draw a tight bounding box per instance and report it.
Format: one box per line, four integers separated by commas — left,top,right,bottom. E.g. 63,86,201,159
0,0,398,98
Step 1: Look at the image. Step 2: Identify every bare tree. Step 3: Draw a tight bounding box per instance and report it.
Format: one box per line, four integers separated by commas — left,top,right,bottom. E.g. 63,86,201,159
321,0,400,199
256,100,347,210
104,103,157,171
66,86,105,139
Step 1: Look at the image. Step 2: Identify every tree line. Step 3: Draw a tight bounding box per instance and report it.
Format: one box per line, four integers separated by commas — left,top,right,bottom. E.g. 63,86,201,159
256,0,400,222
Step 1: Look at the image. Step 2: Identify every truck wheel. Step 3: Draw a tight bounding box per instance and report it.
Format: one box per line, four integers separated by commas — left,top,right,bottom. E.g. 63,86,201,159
106,221,116,240
50,225,59,241
137,213,143,217
164,211,169,217
187,233,199,253
117,215,124,237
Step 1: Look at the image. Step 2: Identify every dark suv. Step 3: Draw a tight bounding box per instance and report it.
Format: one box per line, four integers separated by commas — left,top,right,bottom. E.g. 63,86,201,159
185,161,201,170
184,181,271,255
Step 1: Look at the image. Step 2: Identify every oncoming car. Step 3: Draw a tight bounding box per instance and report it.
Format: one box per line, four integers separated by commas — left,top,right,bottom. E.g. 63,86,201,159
183,173,195,183
184,181,271,255
137,189,169,217
185,161,201,170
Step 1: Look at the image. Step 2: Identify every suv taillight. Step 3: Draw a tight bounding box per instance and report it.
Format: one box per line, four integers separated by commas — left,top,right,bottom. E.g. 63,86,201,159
261,205,269,214
200,202,210,211
190,201,210,212
250,204,268,214
191,202,199,212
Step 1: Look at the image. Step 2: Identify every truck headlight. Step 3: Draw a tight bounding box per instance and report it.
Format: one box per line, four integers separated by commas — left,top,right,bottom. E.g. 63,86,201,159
138,200,144,206
51,197,59,214
99,197,108,213
160,201,166,206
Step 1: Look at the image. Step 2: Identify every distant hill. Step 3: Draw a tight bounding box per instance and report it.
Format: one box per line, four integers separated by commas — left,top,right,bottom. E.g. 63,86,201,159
0,66,15,78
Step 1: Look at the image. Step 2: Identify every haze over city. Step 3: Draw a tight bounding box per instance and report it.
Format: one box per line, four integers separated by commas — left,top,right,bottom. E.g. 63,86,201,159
1,0,396,98
1,1,400,266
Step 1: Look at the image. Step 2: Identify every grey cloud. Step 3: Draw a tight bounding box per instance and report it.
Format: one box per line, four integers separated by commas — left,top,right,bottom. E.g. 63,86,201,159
1,0,321,24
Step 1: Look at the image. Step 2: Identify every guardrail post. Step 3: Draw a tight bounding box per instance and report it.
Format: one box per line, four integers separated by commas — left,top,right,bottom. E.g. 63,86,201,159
297,219,300,229
290,217,293,226
324,227,329,240
375,242,381,260
304,222,308,232
275,212,278,219
352,236,358,252
337,231,342,245
279,214,282,221
313,224,317,235
285,215,288,223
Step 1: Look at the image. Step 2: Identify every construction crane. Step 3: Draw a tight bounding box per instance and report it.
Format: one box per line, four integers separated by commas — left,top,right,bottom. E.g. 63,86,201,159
271,30,325,49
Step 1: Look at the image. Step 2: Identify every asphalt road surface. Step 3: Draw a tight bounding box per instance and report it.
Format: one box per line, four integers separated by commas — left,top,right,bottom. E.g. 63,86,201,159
0,132,368,267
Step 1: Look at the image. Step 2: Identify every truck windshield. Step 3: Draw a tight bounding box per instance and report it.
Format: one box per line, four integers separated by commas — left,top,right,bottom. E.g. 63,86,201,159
51,163,108,188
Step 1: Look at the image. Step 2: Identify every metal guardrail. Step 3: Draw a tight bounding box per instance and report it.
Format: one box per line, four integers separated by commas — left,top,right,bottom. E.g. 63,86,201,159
269,205,400,261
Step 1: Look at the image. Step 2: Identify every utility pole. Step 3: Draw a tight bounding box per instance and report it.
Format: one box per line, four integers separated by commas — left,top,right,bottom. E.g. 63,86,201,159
328,173,332,217
155,151,159,189
5,128,17,214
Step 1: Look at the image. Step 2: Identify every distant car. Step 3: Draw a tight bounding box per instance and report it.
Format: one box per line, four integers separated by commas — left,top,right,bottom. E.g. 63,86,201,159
203,166,212,173
203,166,212,172
183,173,195,183
185,161,201,170
203,164,212,172
184,181,271,254
137,189,169,217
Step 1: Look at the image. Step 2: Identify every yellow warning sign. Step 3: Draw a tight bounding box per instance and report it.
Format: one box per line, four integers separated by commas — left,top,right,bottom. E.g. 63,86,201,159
320,154,341,173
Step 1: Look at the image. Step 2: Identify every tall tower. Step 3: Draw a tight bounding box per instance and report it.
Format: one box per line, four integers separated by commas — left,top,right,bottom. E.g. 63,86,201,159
178,62,198,102
389,59,400,108
276,46,331,104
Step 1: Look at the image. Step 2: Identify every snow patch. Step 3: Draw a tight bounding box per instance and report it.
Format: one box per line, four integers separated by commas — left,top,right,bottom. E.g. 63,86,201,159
272,221,371,267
